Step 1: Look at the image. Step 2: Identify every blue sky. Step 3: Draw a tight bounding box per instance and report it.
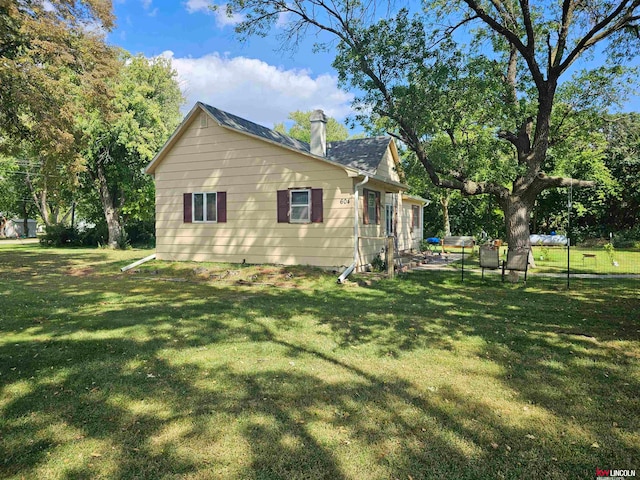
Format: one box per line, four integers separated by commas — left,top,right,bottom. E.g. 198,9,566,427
107,0,639,129
108,0,353,127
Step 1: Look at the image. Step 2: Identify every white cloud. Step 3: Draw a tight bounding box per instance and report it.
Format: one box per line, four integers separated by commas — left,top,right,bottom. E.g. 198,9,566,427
184,1,244,27
184,0,210,14
141,0,152,9
159,51,354,126
213,4,244,27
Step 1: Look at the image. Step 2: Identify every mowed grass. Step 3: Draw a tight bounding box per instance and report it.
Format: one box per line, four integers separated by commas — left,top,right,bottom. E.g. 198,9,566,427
1,245,639,480
453,246,640,275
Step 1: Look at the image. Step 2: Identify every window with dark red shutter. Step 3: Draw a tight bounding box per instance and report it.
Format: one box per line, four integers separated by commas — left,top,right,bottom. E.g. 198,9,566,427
277,190,289,223
217,192,227,223
183,193,192,223
311,188,323,223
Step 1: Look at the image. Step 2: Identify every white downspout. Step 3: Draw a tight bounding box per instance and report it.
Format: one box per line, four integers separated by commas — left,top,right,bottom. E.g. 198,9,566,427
337,175,369,284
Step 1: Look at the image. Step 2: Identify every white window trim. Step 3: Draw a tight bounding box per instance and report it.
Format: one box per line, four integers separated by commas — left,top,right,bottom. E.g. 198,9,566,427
289,188,311,224
385,204,394,235
192,192,217,223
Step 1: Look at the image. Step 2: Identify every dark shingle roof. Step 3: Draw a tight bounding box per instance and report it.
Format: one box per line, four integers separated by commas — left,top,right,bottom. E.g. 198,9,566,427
327,138,391,175
200,103,390,175
201,103,311,153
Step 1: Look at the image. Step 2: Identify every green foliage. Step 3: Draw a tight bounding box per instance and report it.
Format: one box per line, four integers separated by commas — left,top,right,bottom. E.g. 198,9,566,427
39,225,81,247
79,53,184,246
604,243,616,265
0,0,117,173
115,230,131,250
370,253,386,272
611,227,640,249
125,220,156,248
273,110,349,142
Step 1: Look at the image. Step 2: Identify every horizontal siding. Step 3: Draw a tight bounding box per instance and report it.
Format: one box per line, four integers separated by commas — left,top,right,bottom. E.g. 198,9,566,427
154,118,354,267
157,154,342,174
156,250,351,268
154,169,350,186
375,148,401,183
157,217,352,230
156,183,353,200
156,235,354,249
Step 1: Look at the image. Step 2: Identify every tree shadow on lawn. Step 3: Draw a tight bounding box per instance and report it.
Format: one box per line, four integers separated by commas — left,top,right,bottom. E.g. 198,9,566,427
1,270,639,478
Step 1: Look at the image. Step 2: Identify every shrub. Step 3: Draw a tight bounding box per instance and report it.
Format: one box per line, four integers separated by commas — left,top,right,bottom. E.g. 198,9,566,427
125,220,155,247
39,225,81,247
371,254,386,272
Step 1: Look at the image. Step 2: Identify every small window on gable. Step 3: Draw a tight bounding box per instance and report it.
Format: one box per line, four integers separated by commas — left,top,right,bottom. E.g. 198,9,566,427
290,189,311,223
193,192,217,222
200,112,208,128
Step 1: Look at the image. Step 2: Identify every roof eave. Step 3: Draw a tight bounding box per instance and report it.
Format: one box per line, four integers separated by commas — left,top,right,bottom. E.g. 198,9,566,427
402,193,430,205
206,114,359,177
355,172,408,192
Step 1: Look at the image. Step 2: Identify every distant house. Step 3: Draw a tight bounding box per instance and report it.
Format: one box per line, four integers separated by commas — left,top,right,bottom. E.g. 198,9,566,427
1,218,38,238
145,102,427,274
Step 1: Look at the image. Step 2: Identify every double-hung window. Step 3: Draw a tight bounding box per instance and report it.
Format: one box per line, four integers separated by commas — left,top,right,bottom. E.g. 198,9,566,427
289,189,311,223
277,188,323,223
183,191,227,224
193,192,217,222
362,188,380,225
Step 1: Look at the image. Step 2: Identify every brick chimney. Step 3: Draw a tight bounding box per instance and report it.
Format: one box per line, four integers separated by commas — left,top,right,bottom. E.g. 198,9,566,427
310,109,327,157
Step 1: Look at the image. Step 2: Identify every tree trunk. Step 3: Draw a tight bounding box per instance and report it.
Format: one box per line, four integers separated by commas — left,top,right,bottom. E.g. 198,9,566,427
502,195,537,280
504,197,532,249
95,161,122,248
441,195,451,236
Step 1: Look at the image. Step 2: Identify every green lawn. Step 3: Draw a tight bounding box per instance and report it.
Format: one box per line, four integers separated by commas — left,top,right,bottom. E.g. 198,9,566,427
455,245,640,275
1,245,639,479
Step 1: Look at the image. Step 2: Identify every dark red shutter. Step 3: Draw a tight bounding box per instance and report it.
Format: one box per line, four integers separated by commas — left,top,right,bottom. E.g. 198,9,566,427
217,192,227,223
363,188,370,225
375,191,381,224
277,190,289,223
183,193,192,223
311,188,323,223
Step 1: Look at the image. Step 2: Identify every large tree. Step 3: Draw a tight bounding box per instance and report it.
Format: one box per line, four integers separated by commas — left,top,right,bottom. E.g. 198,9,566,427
0,0,116,161
80,53,183,248
1,0,117,229
223,0,640,253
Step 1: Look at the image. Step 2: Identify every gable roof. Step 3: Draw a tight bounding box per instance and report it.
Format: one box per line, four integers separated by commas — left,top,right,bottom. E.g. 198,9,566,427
326,138,392,175
201,104,311,154
146,102,406,188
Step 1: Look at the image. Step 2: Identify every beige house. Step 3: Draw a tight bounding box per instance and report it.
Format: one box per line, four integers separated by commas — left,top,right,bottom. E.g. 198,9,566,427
146,102,427,278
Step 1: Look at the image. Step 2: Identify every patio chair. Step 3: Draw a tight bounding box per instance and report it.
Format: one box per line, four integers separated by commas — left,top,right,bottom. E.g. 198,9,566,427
479,245,501,279
502,248,530,284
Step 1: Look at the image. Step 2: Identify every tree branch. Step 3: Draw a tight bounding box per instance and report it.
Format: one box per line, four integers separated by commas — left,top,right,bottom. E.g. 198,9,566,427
519,0,535,51
461,0,546,88
557,0,640,74
535,172,597,190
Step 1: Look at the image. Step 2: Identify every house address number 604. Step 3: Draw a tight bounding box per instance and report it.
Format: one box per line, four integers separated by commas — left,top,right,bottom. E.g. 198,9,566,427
340,198,351,205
